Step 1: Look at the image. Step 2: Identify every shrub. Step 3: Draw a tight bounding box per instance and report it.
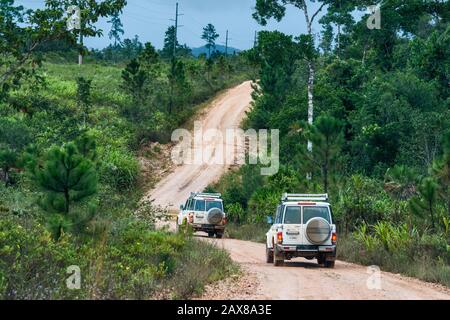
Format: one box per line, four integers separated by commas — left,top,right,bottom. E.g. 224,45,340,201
0,215,88,299
225,203,245,223
226,223,267,243
169,239,239,299
340,222,450,288
100,148,139,190
334,175,394,232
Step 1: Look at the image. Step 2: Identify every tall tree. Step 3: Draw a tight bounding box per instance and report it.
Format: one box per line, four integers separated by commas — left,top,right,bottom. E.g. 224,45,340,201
409,177,439,231
431,130,450,216
253,0,328,140
161,26,191,59
162,26,178,58
201,23,219,57
168,58,189,114
299,115,344,193
108,11,124,46
0,118,31,186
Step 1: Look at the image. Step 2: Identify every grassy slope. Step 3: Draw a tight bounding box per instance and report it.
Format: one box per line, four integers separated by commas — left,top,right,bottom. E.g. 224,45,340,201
0,60,240,299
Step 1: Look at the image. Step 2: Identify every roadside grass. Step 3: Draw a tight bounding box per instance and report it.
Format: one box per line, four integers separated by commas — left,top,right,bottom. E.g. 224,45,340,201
169,239,240,299
225,223,267,243
0,206,239,300
338,234,450,288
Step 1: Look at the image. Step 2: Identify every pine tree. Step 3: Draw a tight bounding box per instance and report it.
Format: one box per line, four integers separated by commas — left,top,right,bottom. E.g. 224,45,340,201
201,24,219,58
0,147,17,187
108,12,124,46
409,177,439,231
121,58,147,106
0,118,30,186
300,115,344,193
430,129,450,216
168,57,189,114
32,142,98,239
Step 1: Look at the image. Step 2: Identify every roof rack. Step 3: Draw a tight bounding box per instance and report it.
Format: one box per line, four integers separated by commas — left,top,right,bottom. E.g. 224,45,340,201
191,192,222,199
281,193,329,202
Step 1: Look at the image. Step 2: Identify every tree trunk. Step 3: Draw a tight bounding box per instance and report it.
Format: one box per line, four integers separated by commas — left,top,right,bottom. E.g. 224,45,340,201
337,24,341,58
429,200,435,230
64,189,70,214
79,30,84,65
4,169,9,187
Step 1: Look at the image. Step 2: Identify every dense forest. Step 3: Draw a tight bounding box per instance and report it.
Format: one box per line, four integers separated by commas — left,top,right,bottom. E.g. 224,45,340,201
0,0,449,299
211,0,450,286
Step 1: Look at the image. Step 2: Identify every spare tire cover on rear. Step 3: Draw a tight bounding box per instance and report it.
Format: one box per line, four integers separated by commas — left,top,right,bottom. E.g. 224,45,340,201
207,208,224,224
306,218,331,244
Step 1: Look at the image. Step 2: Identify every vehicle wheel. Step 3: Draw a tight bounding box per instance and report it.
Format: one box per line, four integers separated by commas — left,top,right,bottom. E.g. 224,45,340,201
216,232,224,239
273,245,284,267
266,244,274,263
208,231,215,238
317,254,325,266
325,261,335,268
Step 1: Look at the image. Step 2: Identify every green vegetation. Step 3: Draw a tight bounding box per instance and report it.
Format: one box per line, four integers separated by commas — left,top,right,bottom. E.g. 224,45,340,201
212,1,450,287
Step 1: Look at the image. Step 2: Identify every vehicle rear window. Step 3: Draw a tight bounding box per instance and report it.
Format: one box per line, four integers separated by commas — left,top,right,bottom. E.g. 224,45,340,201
303,207,330,224
283,206,302,224
206,200,223,211
194,200,205,211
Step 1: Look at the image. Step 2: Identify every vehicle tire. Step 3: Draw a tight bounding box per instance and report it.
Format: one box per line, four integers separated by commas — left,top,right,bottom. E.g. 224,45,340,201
216,232,224,239
317,254,325,266
208,231,215,238
273,245,284,267
325,261,335,268
266,244,274,263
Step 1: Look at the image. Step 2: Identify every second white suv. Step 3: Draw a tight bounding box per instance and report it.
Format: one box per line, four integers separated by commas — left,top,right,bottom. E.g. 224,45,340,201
177,192,227,238
266,194,337,268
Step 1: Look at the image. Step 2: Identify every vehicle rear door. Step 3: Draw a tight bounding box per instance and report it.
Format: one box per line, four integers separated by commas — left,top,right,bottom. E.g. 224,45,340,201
282,205,303,245
301,205,332,245
193,199,207,224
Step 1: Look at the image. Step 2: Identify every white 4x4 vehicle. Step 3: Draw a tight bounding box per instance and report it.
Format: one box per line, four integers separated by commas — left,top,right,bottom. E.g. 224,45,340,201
266,194,337,268
177,192,227,238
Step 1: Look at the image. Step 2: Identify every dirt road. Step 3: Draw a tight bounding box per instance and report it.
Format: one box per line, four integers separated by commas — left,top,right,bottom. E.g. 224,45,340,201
207,238,450,300
147,81,450,300
146,81,253,210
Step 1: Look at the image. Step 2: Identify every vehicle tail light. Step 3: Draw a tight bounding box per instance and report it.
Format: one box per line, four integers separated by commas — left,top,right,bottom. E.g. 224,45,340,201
277,231,283,244
222,217,228,225
332,232,337,244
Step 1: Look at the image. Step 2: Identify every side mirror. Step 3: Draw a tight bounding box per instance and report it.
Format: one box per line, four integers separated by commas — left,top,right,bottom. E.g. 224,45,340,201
266,216,273,225
180,205,184,210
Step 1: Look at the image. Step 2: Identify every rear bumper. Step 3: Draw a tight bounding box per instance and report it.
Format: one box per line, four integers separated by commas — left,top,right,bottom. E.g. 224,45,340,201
276,244,336,258
192,224,225,232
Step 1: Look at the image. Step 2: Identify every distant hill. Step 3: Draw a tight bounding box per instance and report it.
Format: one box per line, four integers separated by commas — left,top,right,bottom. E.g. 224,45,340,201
191,44,241,57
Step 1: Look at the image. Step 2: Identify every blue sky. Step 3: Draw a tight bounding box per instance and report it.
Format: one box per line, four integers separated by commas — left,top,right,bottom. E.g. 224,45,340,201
17,0,331,50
